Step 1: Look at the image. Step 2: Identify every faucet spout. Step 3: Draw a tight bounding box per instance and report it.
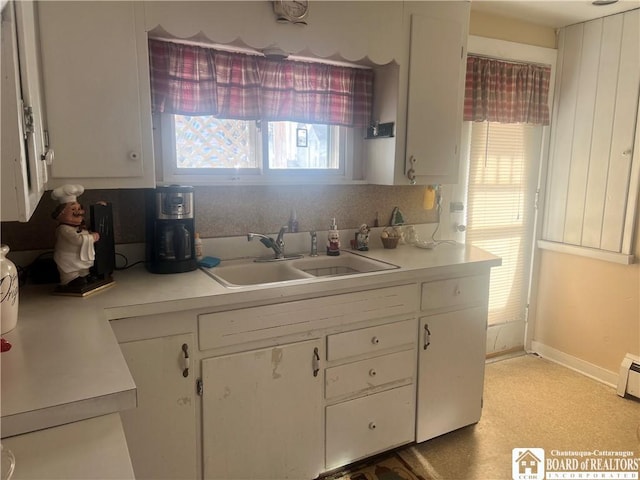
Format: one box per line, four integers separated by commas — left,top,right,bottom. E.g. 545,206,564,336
247,229,286,259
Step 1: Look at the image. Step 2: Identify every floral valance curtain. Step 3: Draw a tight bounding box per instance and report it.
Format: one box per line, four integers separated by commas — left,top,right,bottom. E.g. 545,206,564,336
148,39,373,128
464,55,551,125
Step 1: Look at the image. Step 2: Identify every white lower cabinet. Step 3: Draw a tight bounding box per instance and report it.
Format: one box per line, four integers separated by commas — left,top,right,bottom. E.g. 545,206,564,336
201,339,324,480
114,273,493,479
118,333,198,480
416,306,488,442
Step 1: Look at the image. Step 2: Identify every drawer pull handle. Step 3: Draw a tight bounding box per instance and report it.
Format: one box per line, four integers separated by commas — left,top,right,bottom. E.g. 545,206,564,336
371,336,380,345
312,347,320,377
181,343,190,377
369,422,377,430
423,324,431,350
369,369,377,377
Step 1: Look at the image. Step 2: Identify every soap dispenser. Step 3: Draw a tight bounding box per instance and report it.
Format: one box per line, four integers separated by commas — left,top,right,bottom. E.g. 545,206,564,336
327,218,340,256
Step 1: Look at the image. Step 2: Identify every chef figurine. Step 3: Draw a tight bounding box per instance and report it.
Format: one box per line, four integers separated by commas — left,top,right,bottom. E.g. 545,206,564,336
51,184,100,288
355,223,370,251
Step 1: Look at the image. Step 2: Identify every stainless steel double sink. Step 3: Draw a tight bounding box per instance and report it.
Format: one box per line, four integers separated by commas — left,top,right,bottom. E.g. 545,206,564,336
201,251,399,288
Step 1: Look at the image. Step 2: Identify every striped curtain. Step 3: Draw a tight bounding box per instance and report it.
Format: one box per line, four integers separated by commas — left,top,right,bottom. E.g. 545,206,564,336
149,39,373,128
464,55,551,125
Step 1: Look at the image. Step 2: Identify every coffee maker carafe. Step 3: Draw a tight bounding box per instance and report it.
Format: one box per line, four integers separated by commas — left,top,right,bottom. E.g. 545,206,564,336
146,186,197,274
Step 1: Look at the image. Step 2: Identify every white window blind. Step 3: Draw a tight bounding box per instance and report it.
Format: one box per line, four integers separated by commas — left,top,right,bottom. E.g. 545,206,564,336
466,122,542,325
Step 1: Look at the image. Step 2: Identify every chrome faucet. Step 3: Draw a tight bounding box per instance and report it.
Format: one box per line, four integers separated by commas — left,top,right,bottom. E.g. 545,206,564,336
247,226,288,259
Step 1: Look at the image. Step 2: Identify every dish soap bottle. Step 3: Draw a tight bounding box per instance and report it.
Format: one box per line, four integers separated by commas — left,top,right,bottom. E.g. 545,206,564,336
194,233,203,261
326,218,340,256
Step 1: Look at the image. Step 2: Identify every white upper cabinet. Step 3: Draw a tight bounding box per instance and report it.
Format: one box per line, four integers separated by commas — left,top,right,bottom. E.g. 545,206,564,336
542,9,639,263
37,1,154,189
1,0,48,222
30,1,469,189
367,1,470,185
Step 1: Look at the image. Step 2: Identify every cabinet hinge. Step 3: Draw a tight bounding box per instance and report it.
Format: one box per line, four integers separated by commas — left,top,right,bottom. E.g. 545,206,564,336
534,188,540,210
481,396,484,409
196,378,203,396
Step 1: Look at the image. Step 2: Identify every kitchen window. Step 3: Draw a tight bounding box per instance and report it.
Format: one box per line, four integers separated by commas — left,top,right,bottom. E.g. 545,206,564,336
149,38,371,184
160,115,350,183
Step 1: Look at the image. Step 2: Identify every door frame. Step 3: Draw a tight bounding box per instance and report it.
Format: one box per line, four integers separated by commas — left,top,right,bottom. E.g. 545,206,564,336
456,36,558,355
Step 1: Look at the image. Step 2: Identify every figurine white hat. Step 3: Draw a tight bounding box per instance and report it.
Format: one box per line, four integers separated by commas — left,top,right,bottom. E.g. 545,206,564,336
51,184,85,204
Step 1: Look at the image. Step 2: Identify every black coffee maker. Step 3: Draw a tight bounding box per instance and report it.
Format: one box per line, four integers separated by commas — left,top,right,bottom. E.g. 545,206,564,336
146,186,197,274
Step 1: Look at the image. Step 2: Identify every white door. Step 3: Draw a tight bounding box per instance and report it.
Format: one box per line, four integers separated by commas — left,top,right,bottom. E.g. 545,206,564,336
406,11,467,183
456,37,556,354
37,1,153,186
202,339,323,480
119,333,198,480
464,121,543,333
1,0,48,222
416,307,487,442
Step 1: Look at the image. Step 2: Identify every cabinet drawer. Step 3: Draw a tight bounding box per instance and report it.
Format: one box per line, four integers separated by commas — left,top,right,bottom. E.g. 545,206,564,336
420,274,488,311
325,349,415,400
199,284,415,350
326,318,416,362
325,385,415,470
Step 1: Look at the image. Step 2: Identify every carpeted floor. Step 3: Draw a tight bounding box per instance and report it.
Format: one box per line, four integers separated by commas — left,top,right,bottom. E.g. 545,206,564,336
325,353,640,480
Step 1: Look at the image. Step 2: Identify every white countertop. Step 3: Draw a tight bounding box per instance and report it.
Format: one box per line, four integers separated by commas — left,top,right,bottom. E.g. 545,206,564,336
1,413,134,479
1,242,499,438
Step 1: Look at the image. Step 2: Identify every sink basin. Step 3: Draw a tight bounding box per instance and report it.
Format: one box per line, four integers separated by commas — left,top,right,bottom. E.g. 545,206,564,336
290,253,398,277
201,252,399,288
202,258,312,287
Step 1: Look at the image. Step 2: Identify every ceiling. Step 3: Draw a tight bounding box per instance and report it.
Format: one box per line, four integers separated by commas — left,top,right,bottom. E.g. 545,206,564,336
471,0,640,28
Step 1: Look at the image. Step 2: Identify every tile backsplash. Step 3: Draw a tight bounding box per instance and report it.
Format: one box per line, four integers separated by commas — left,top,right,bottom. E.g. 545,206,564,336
1,184,437,251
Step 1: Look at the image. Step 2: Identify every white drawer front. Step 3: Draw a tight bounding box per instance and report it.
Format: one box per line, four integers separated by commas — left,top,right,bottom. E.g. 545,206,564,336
326,318,416,362
420,274,489,311
325,385,415,470
325,349,415,400
199,284,415,350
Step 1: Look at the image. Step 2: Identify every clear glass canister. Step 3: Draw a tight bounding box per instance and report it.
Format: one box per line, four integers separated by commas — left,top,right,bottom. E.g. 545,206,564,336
1,245,19,334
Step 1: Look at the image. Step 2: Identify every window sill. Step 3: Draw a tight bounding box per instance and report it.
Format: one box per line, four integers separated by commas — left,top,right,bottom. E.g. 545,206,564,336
537,240,635,265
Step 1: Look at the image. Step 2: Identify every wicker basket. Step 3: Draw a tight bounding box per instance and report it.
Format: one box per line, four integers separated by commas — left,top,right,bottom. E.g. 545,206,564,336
381,236,399,249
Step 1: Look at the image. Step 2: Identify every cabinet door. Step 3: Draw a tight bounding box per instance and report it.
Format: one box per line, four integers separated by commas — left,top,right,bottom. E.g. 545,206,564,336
405,11,467,183
202,339,323,480
416,307,487,442
543,10,639,256
37,1,154,188
1,1,47,222
119,333,197,480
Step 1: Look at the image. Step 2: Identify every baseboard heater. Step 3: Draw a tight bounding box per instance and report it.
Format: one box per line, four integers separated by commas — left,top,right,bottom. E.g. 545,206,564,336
617,354,640,399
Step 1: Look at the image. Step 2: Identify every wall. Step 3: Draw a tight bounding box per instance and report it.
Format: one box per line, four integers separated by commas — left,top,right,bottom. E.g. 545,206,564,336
532,200,640,376
469,9,557,48
466,6,638,378
528,11,640,379
0,185,437,251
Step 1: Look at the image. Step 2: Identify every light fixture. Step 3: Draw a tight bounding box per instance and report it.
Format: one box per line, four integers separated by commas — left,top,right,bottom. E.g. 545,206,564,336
592,0,618,5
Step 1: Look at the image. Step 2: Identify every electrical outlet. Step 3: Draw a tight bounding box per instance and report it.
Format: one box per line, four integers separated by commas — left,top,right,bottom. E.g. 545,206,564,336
450,201,464,212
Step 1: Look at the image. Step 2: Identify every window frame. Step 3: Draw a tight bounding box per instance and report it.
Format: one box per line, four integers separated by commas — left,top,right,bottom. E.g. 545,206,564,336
157,113,365,185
